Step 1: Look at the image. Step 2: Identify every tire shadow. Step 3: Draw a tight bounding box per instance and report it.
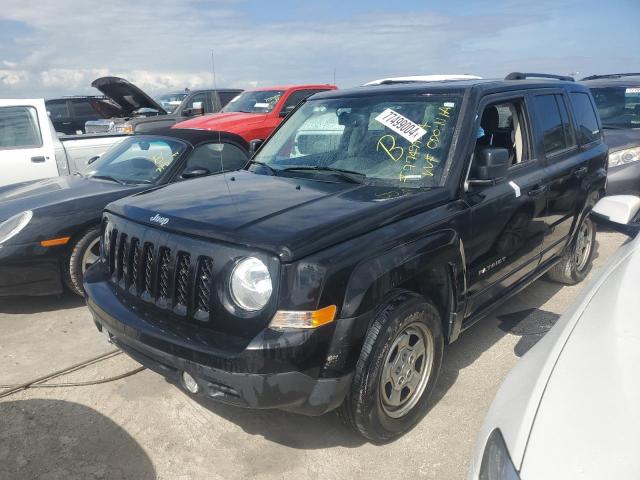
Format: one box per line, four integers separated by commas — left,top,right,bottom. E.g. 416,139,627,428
0,291,84,314
0,399,155,479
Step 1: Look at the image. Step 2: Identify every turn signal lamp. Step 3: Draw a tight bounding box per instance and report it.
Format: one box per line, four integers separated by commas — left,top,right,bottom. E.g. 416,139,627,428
269,305,337,330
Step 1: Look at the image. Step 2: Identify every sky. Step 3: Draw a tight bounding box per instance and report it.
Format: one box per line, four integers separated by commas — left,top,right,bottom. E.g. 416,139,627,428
0,0,638,98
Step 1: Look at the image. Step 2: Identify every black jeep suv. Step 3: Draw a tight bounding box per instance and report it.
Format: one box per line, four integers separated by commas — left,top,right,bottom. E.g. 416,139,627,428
85,73,607,442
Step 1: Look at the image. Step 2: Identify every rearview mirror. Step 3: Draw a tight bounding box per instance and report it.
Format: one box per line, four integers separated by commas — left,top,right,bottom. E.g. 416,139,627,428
468,147,510,186
591,195,640,237
181,166,211,179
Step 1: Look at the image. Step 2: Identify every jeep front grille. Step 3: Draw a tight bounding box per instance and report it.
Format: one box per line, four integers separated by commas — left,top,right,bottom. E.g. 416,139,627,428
105,230,214,322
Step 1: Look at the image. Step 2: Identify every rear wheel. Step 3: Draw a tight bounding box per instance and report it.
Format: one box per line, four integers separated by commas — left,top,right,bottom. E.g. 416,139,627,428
63,227,101,296
547,216,596,285
338,291,444,443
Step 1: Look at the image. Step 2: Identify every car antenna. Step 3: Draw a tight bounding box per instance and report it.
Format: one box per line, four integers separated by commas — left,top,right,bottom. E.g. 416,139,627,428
212,49,240,215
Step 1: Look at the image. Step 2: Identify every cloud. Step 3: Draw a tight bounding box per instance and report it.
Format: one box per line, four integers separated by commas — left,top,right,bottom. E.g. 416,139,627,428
0,0,636,98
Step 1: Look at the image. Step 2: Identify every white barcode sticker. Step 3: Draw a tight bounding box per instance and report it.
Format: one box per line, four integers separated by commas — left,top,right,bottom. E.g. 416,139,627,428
626,88,640,94
375,109,427,143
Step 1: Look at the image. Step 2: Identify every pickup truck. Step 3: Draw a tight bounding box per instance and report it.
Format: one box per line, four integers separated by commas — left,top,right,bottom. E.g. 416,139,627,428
84,77,242,134
174,84,337,142
85,73,606,442
0,99,126,187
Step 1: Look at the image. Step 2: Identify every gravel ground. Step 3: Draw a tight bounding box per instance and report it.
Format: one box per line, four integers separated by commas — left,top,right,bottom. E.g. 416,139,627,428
0,231,626,480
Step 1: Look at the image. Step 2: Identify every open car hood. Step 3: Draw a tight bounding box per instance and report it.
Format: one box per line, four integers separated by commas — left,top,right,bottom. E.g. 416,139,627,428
91,76,167,116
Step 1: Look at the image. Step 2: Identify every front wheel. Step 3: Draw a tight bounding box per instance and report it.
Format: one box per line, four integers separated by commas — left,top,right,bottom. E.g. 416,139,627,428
546,216,596,285
64,227,101,296
339,291,444,443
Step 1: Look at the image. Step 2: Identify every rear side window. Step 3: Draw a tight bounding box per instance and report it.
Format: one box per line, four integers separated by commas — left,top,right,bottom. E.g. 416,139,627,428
72,100,97,117
46,101,69,120
532,94,575,156
570,92,601,144
0,106,43,149
217,91,240,108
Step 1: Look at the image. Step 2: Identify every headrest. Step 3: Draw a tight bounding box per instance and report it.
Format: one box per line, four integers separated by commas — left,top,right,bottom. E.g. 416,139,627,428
480,106,499,131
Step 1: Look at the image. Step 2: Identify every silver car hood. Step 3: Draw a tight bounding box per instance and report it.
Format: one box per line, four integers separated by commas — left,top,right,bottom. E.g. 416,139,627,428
470,235,640,479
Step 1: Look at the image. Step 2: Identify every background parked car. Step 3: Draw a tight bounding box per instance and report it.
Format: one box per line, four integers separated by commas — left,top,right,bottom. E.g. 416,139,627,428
45,96,122,135
0,127,250,298
0,99,126,187
583,73,640,195
84,76,242,134
174,84,337,143
469,195,640,480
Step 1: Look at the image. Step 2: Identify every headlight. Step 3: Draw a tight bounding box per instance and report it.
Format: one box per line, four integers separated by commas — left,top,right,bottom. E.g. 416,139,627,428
609,147,640,167
229,257,272,311
478,429,520,480
0,211,33,245
115,123,134,134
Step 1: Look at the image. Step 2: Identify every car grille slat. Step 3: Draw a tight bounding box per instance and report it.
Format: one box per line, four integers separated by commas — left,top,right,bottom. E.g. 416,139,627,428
129,238,140,292
194,257,214,322
174,252,192,314
141,243,154,299
105,224,215,324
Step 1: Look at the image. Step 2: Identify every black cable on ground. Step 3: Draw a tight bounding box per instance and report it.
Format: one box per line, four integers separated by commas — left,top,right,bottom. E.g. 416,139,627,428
0,349,145,399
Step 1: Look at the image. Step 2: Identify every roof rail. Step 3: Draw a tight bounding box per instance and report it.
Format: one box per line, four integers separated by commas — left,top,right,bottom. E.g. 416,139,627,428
581,73,640,81
505,72,575,82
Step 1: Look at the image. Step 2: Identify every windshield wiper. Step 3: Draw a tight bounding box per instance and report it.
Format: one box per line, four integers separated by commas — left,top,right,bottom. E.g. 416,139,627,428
248,160,278,176
602,124,626,130
90,174,127,185
281,166,366,184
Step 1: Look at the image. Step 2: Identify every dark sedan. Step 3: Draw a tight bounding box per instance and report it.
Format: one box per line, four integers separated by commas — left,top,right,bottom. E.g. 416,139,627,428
583,73,640,195
0,128,249,297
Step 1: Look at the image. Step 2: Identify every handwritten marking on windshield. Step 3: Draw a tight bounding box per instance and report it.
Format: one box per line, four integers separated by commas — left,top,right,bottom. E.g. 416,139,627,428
377,134,404,162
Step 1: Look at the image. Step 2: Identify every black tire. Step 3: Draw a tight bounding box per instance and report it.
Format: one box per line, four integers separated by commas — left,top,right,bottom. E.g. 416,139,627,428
338,291,444,443
546,216,596,285
63,227,101,296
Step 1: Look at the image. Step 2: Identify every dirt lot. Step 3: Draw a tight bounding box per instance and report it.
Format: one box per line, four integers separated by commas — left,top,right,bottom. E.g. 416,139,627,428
0,231,626,480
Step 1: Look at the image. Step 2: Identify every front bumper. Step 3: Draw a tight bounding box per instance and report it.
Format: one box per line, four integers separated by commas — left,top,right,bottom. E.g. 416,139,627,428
0,242,64,296
85,273,355,416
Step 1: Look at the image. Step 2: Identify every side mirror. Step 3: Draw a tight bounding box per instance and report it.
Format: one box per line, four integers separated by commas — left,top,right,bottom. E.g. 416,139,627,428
468,147,510,186
279,105,295,118
181,166,210,179
249,139,264,157
184,106,205,117
591,195,640,237
87,155,100,165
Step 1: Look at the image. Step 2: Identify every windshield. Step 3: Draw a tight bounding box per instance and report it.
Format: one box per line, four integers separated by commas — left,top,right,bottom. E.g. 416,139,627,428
87,136,187,184
590,86,640,129
221,90,285,114
154,93,188,113
253,93,462,187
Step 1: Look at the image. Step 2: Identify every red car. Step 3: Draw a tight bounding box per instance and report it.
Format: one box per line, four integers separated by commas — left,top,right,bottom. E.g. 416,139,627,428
173,84,337,142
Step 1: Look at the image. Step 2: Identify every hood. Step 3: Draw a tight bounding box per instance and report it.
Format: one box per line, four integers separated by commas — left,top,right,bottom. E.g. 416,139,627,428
518,237,640,478
174,111,267,131
603,128,640,152
91,77,167,116
0,176,144,243
88,98,124,118
106,170,450,261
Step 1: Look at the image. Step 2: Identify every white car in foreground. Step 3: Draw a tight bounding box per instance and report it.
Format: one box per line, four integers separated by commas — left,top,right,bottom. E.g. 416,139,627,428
469,195,640,480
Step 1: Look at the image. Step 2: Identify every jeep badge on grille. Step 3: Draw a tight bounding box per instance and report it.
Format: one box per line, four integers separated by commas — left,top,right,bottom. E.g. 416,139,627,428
150,214,169,226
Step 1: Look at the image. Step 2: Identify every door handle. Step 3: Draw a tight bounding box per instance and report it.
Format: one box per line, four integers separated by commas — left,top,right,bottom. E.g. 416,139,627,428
574,166,588,178
528,185,548,197
31,156,46,163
